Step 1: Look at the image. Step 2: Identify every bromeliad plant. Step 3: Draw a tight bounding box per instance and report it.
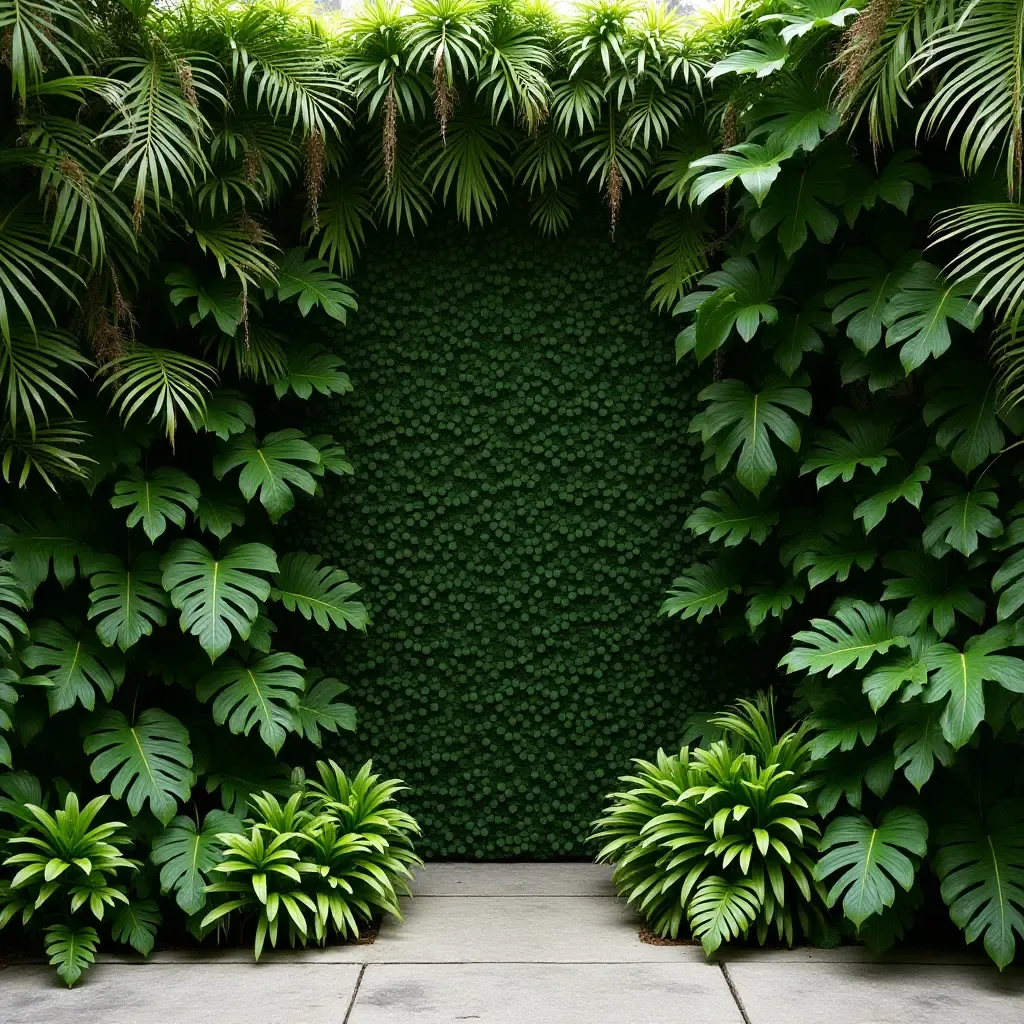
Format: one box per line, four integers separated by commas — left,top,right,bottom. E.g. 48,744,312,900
201,760,421,958
591,695,829,953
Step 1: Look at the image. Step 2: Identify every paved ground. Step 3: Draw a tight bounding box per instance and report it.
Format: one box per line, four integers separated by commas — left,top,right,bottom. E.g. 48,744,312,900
2,863,1021,1023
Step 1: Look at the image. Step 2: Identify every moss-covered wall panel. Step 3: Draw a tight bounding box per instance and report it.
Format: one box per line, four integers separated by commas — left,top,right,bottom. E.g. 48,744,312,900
289,211,741,858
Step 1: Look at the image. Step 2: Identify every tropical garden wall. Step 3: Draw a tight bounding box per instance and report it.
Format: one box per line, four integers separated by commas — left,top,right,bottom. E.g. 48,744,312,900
0,0,1022,988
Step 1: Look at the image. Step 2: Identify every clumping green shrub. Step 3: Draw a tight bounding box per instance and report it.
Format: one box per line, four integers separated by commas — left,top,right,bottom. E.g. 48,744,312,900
202,760,421,959
0,789,149,987
591,695,830,953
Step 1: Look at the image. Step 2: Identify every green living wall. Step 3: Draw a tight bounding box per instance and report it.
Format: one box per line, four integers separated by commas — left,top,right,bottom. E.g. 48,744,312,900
288,207,749,858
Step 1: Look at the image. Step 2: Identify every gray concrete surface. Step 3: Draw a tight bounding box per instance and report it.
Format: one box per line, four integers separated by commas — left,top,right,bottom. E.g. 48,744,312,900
2,863,1020,1024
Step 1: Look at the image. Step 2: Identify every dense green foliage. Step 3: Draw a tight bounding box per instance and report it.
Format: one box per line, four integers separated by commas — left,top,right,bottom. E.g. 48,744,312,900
592,695,829,953
1,0,1024,976
292,212,744,858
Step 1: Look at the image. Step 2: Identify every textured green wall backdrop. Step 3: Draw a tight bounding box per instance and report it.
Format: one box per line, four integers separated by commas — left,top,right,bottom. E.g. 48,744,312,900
289,210,741,858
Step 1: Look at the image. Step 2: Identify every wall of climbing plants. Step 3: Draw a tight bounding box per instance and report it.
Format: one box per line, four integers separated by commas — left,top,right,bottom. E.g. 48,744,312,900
288,205,744,858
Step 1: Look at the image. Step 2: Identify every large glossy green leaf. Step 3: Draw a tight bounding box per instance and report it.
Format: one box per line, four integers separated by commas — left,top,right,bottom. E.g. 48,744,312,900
923,362,1006,474
692,374,812,496
22,619,124,714
213,429,320,522
151,810,243,915
0,509,95,594
196,651,305,753
780,600,907,677
688,140,793,206
84,709,193,824
707,35,789,81
883,263,981,372
934,800,1024,970
862,630,935,712
923,626,1024,748
760,0,860,42
853,453,935,533
186,390,255,441
195,493,246,541
816,808,928,927
891,706,954,790
923,480,1001,557
110,467,200,543
270,552,369,631
160,540,277,661
87,553,170,651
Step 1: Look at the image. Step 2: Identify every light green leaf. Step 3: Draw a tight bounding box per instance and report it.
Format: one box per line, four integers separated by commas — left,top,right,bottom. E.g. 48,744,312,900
160,540,277,661
270,552,369,631
760,0,861,43
213,429,320,522
270,248,358,322
272,345,352,400
44,924,98,988
661,561,741,622
111,900,161,957
87,553,170,651
84,708,193,824
780,600,907,677
291,669,356,746
923,480,1001,558
110,467,200,543
684,483,778,547
816,808,928,927
187,390,255,441
196,651,305,754
800,407,898,488
707,35,789,81
688,140,793,207
151,811,243,915
22,619,124,714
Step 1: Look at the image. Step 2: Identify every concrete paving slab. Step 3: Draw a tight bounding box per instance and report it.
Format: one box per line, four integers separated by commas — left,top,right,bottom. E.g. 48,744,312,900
411,862,615,897
373,895,705,962
348,962,743,1024
0,962,362,1024
728,962,1024,1024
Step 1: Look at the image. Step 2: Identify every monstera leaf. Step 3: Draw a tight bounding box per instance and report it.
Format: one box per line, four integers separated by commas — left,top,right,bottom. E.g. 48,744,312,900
270,553,369,631
707,35,789,81
44,924,98,989
692,374,812,495
187,390,255,440
688,140,793,206
892,706,954,790
84,709,193,825
749,153,846,256
87,553,170,651
934,800,1024,970
160,540,277,661
684,483,778,546
825,248,918,353
883,263,980,372
766,305,830,375
110,467,200,543
167,268,244,335
213,429,320,522
111,901,161,957
291,669,356,746
0,509,95,594
270,248,358,323
661,561,741,621
789,531,876,588
844,151,931,222
853,453,935,533
862,630,935,712
675,254,786,361
195,494,246,541
307,434,354,479
881,550,985,637
923,362,1006,473
923,626,1024,748
780,600,907,677
800,408,898,488
151,810,243,914
760,0,860,42
22,619,124,714
747,68,839,152
923,480,1001,557
196,651,305,754
272,345,353,400
816,808,928,927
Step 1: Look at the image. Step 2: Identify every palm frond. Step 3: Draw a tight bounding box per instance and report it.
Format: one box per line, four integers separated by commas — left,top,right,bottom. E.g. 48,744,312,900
0,421,94,491
303,180,374,277
0,0,92,99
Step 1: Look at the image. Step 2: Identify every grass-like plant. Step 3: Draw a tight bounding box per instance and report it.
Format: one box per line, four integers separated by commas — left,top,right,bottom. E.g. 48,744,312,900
591,694,829,953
